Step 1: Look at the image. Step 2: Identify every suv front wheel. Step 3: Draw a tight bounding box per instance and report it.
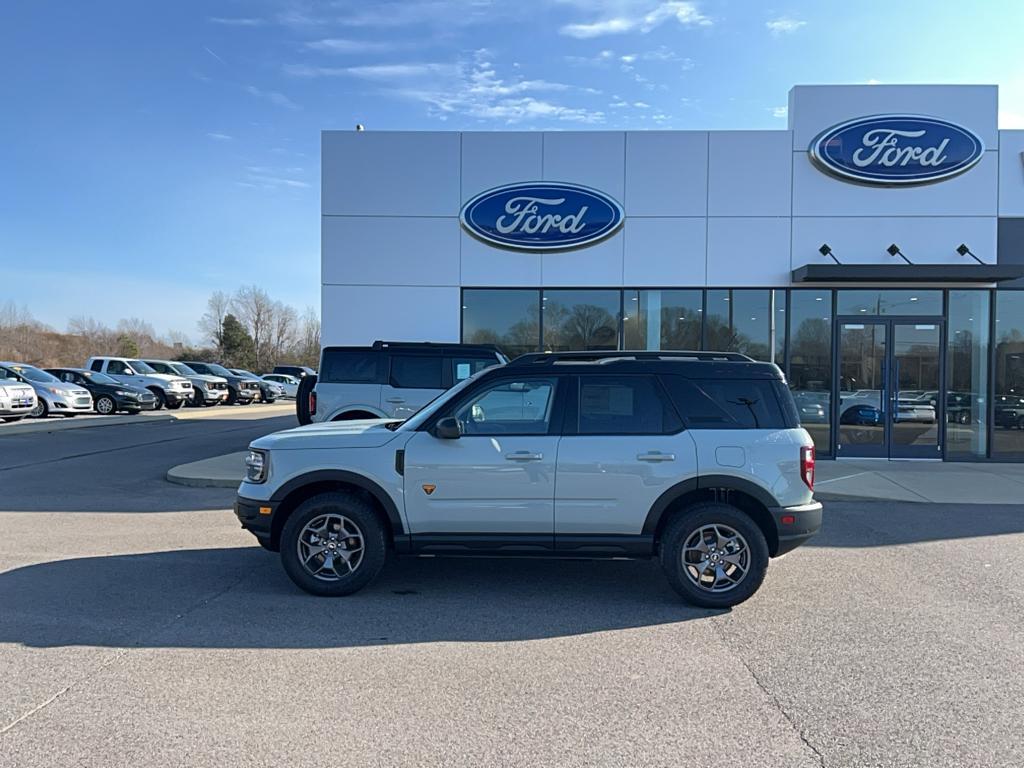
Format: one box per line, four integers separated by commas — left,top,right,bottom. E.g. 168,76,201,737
280,492,387,596
660,502,769,609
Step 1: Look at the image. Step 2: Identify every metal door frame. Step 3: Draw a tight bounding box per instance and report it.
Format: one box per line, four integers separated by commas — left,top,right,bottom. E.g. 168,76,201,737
833,316,946,459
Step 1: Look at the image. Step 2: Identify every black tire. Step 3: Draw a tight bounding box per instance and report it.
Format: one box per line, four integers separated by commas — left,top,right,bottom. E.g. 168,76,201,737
149,388,166,410
264,397,277,404
94,395,117,415
659,502,769,609
296,374,317,425
166,400,184,410
226,387,238,405
279,492,387,596
2,416,26,423
1018,416,1024,431
30,398,48,419
191,388,205,407
256,537,279,553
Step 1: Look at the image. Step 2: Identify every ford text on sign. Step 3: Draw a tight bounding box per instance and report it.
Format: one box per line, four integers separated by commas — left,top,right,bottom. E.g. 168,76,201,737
461,182,624,251
810,115,985,185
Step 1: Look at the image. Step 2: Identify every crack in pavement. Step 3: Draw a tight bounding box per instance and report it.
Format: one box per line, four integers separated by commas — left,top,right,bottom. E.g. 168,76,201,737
710,615,826,768
0,558,261,738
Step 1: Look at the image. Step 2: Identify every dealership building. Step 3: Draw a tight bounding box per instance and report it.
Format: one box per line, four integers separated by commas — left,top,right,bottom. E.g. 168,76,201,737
322,84,1024,462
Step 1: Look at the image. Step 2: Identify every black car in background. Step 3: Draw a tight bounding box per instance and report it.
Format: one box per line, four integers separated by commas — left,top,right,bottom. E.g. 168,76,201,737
46,368,157,415
180,362,259,405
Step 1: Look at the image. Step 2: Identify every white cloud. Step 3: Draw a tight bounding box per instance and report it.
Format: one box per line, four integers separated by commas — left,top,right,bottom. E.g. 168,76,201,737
209,16,265,26
633,101,650,108
244,84,300,110
771,106,787,118
304,38,399,54
560,1,711,38
288,50,604,124
766,17,806,35
206,132,233,141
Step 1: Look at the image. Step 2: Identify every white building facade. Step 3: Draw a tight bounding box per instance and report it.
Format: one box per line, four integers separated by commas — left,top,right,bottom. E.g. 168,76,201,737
323,84,1024,462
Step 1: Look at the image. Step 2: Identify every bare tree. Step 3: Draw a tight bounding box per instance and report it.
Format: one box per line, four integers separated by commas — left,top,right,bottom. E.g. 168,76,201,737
233,285,275,370
298,306,320,367
199,291,233,357
268,301,298,368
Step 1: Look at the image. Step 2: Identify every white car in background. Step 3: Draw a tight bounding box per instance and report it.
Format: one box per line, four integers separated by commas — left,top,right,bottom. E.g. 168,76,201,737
261,373,299,399
0,367,37,423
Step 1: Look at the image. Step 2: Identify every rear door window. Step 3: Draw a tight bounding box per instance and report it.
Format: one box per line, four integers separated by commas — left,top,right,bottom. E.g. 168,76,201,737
320,349,381,384
390,355,444,390
661,376,792,429
577,375,682,435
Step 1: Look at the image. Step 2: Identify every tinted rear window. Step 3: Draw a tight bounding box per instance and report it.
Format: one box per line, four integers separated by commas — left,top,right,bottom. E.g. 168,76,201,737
320,350,380,384
390,355,444,389
661,376,794,430
578,375,682,435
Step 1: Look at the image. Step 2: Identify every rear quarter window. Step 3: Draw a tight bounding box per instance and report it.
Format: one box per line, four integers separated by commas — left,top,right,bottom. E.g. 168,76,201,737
660,376,796,430
319,349,381,384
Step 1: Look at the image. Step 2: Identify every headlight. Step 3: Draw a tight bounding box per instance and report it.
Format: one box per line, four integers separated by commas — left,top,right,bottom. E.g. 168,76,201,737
48,386,62,394
245,449,268,483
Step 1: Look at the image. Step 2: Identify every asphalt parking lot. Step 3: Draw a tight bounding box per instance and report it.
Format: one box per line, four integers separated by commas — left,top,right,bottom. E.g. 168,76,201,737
1,415,1023,767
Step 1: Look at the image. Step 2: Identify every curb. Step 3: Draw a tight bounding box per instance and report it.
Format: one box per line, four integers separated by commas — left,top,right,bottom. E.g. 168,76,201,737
165,471,241,489
0,413,177,436
166,451,246,489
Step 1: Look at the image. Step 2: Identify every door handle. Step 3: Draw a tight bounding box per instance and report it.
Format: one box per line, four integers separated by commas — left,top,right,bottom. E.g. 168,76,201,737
505,451,543,462
385,397,406,404
637,452,676,462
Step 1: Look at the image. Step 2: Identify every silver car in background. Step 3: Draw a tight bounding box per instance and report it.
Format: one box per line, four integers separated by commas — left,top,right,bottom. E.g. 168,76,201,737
0,362,93,418
261,373,299,399
142,359,229,406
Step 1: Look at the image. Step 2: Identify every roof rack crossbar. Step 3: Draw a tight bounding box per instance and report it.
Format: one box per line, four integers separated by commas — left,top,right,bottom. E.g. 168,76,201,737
506,350,753,366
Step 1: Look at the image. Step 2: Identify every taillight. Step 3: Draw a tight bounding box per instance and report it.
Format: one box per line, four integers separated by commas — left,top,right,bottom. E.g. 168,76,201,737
800,445,815,491
309,390,317,416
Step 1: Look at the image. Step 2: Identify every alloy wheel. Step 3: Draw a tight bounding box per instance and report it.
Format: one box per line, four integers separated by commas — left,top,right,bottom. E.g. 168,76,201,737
681,523,751,593
296,514,365,581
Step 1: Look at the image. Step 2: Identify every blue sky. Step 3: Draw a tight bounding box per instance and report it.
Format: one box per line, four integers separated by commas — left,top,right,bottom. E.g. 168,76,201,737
3,0,1024,340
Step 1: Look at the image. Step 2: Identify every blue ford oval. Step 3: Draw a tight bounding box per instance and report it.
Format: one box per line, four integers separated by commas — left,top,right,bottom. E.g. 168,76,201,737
461,182,624,251
810,115,985,185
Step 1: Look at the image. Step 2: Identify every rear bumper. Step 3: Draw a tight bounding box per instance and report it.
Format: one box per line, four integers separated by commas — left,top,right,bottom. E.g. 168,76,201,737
235,496,275,543
771,500,823,557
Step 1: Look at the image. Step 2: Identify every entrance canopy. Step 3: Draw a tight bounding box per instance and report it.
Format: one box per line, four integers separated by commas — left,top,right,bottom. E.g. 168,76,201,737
792,264,1024,284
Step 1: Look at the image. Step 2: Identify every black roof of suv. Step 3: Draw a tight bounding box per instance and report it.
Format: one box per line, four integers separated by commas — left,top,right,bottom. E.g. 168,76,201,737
504,350,784,379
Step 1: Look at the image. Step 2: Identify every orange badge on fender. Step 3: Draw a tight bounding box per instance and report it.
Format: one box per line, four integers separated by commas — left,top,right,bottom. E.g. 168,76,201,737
422,484,436,496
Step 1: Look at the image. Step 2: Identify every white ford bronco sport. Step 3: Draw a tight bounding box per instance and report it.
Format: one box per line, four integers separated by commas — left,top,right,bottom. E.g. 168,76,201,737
237,351,822,608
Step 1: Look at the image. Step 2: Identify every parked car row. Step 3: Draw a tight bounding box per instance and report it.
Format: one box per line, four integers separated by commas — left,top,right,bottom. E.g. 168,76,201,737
0,357,310,422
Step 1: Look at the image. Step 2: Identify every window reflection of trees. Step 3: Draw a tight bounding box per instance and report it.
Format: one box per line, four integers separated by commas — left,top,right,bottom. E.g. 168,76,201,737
544,302,618,351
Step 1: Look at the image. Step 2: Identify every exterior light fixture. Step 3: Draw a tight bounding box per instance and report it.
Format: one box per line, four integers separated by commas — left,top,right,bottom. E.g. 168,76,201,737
818,243,841,265
957,243,985,265
887,243,913,265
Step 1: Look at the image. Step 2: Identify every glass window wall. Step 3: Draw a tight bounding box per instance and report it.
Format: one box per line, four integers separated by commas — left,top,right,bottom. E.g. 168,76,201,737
542,290,620,352
622,289,703,350
705,290,771,361
946,290,989,458
837,290,942,316
788,290,833,453
461,289,541,359
994,291,1024,457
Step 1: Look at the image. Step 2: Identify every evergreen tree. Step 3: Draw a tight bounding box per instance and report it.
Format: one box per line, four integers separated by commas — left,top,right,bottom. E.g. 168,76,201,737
221,313,256,369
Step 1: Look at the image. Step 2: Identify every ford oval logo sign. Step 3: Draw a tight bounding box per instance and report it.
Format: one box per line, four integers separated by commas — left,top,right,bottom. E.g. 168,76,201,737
810,115,985,185
461,182,624,251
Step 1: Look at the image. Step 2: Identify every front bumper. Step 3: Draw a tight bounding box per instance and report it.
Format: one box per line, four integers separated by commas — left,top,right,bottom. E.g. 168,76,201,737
115,394,156,411
165,389,192,404
235,496,276,544
49,393,93,412
771,500,823,557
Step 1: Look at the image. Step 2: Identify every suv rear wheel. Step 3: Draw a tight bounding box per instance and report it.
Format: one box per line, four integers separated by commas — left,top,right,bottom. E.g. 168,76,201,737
660,502,769,609
279,492,387,596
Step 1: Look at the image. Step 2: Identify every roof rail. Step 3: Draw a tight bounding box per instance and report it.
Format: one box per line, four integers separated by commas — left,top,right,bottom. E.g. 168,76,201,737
506,350,754,367
370,340,504,354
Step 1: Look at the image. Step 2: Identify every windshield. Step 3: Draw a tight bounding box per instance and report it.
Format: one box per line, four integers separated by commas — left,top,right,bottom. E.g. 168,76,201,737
84,371,120,386
234,370,257,378
127,360,156,374
205,363,233,377
9,365,60,383
171,363,197,376
0,367,21,381
400,367,497,431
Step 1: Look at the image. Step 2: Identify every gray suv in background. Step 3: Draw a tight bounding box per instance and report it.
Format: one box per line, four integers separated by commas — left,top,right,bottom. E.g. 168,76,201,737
299,341,506,424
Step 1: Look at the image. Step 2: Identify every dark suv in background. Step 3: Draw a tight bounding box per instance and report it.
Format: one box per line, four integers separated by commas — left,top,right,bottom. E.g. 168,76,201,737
180,362,260,405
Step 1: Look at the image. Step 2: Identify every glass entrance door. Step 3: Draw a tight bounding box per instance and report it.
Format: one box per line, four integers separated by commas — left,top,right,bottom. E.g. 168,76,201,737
836,320,943,459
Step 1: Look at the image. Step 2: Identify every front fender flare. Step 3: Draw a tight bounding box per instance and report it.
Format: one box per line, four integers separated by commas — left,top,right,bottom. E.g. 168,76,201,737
269,469,405,536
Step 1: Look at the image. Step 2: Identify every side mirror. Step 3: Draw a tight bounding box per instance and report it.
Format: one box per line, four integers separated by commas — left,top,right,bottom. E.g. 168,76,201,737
434,416,463,439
